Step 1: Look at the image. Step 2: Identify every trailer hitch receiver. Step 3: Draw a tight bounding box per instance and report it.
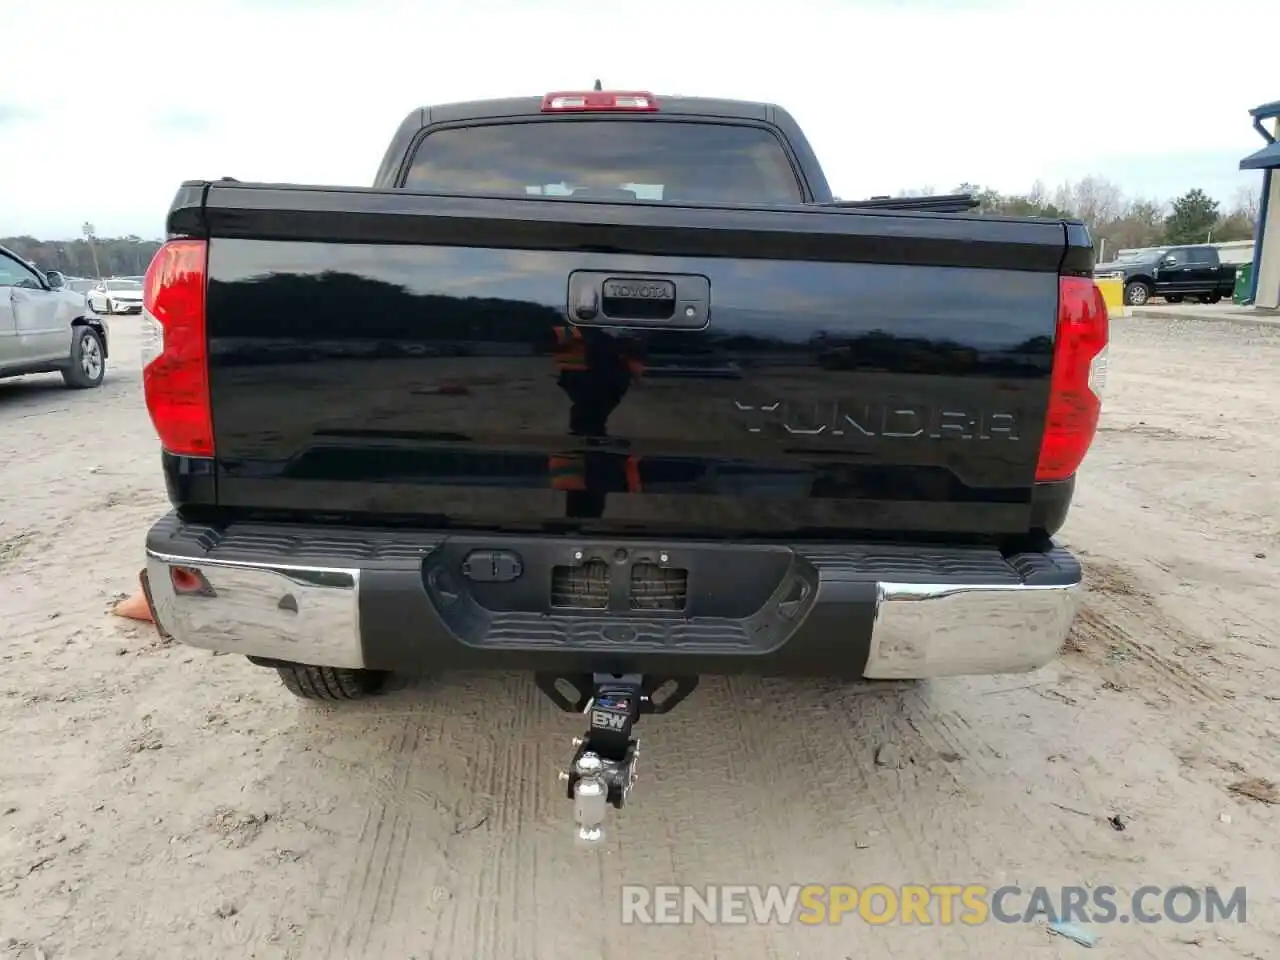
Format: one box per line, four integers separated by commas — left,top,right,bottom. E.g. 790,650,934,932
541,672,697,841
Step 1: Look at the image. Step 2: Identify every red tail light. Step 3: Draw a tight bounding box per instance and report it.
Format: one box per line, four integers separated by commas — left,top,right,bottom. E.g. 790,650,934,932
1036,276,1109,482
541,90,658,112
141,239,213,457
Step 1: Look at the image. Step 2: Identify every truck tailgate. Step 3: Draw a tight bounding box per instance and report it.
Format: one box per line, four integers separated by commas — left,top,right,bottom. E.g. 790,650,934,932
195,184,1073,538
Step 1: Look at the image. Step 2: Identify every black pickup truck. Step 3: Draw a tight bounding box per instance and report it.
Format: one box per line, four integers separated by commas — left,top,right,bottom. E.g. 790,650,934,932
1094,244,1237,306
138,89,1107,836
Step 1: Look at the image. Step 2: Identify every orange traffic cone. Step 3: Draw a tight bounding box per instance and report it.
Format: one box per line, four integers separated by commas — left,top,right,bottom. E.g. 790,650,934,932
113,569,154,623
113,590,153,622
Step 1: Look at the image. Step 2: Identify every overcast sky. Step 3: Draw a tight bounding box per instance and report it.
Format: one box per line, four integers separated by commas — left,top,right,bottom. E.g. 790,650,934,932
2,0,1276,239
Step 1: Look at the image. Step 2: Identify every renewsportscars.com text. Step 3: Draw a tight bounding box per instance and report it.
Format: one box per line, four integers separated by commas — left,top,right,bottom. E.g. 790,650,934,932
620,884,1247,926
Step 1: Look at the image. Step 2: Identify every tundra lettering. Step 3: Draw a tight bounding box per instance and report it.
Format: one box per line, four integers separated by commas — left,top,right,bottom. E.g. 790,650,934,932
733,400,1024,441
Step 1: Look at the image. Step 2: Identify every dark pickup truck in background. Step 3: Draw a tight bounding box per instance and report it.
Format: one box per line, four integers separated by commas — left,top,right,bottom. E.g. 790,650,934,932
137,88,1108,835
1094,244,1238,306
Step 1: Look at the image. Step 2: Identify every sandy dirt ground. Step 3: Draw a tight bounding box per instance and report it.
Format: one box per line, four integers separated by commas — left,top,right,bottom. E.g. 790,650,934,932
1,314,1277,960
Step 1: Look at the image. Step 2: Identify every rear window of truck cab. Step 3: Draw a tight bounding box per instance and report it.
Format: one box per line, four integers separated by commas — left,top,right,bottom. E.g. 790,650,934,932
402,120,804,204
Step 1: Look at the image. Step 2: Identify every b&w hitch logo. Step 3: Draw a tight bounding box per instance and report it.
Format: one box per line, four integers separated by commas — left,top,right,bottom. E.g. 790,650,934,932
591,710,628,731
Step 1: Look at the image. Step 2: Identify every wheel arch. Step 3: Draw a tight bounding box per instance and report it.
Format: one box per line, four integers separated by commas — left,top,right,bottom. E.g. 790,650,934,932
72,316,108,359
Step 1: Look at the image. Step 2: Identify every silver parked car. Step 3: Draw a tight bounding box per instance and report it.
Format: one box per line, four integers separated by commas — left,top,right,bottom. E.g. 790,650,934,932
0,245,109,388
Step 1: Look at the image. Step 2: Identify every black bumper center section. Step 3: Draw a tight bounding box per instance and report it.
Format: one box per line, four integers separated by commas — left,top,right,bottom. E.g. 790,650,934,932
423,537,816,656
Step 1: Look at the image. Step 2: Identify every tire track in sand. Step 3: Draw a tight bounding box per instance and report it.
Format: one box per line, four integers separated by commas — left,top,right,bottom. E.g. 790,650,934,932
433,672,543,960
1068,560,1224,704
319,710,428,960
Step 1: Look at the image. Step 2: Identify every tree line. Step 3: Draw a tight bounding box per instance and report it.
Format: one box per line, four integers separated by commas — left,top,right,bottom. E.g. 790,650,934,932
900,179,1259,257
2,177,1262,275
0,235,162,278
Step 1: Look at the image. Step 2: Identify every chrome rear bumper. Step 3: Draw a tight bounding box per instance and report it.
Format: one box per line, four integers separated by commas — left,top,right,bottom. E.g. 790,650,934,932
145,554,364,669
867,581,1080,679
145,517,1082,681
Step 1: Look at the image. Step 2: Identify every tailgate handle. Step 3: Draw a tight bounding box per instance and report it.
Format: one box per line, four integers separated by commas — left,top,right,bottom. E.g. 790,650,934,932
567,271,709,329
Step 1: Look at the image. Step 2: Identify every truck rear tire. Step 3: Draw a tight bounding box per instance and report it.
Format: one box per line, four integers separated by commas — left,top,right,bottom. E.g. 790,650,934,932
1124,281,1152,306
276,663,388,701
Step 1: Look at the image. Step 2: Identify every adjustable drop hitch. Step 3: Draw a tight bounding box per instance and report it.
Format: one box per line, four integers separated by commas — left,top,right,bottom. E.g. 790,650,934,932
537,672,698,842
